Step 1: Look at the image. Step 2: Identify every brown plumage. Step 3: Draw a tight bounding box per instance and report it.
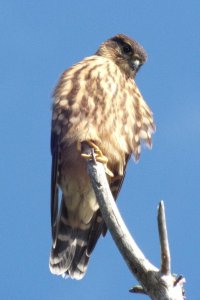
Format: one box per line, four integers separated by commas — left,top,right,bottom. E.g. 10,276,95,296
49,34,155,279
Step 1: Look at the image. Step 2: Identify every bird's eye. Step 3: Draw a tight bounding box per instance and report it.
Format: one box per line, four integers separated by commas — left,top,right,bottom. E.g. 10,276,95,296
122,44,132,54
123,44,132,53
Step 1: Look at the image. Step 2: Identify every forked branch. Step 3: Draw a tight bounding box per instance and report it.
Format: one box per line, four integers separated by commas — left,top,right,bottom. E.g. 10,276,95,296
82,144,185,300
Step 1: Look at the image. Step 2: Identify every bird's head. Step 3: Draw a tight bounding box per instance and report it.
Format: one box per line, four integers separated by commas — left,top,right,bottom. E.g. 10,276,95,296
96,34,147,78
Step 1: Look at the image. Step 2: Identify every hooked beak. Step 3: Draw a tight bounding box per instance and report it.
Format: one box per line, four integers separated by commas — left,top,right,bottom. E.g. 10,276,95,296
131,59,141,71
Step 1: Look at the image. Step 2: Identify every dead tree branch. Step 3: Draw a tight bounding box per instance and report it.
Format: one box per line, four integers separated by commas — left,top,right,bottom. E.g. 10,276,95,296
158,201,171,275
82,144,185,300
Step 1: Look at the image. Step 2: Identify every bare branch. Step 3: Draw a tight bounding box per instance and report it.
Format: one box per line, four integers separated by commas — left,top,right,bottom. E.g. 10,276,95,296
158,201,171,275
82,144,185,300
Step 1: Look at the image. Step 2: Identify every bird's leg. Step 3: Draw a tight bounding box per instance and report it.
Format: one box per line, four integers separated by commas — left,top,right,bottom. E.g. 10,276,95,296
78,140,114,177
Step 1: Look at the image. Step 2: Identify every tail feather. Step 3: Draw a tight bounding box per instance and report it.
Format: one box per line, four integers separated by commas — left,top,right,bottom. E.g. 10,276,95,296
49,198,103,279
49,167,127,279
65,245,89,279
87,212,104,255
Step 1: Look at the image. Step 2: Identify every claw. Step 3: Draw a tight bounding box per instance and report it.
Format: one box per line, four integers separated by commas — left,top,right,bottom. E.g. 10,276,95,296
79,140,114,177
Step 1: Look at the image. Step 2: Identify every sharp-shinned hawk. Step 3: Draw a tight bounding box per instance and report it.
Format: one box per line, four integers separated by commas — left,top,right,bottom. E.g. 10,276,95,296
49,34,155,279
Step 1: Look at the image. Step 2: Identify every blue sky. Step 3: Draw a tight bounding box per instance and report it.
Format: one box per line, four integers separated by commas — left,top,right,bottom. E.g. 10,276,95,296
1,1,199,299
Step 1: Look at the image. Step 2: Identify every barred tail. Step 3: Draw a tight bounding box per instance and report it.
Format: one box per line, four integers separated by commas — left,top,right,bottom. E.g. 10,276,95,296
49,197,103,280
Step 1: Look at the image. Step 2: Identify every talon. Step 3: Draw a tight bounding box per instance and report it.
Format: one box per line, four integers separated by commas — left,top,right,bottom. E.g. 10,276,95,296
80,140,114,177
104,165,114,177
81,153,93,159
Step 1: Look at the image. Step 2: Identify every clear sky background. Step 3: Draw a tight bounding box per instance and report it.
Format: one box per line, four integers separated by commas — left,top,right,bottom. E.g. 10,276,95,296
1,1,199,299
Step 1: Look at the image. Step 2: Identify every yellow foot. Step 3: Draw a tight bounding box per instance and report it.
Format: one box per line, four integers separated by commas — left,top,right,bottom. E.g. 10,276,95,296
80,140,114,177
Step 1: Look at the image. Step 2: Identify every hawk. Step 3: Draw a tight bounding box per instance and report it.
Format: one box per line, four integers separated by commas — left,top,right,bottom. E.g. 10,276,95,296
49,34,155,280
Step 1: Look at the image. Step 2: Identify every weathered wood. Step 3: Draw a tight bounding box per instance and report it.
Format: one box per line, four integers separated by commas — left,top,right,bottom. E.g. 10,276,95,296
83,144,185,300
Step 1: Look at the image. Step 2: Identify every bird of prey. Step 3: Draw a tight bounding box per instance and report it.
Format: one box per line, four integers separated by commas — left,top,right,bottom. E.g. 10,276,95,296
49,34,155,280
